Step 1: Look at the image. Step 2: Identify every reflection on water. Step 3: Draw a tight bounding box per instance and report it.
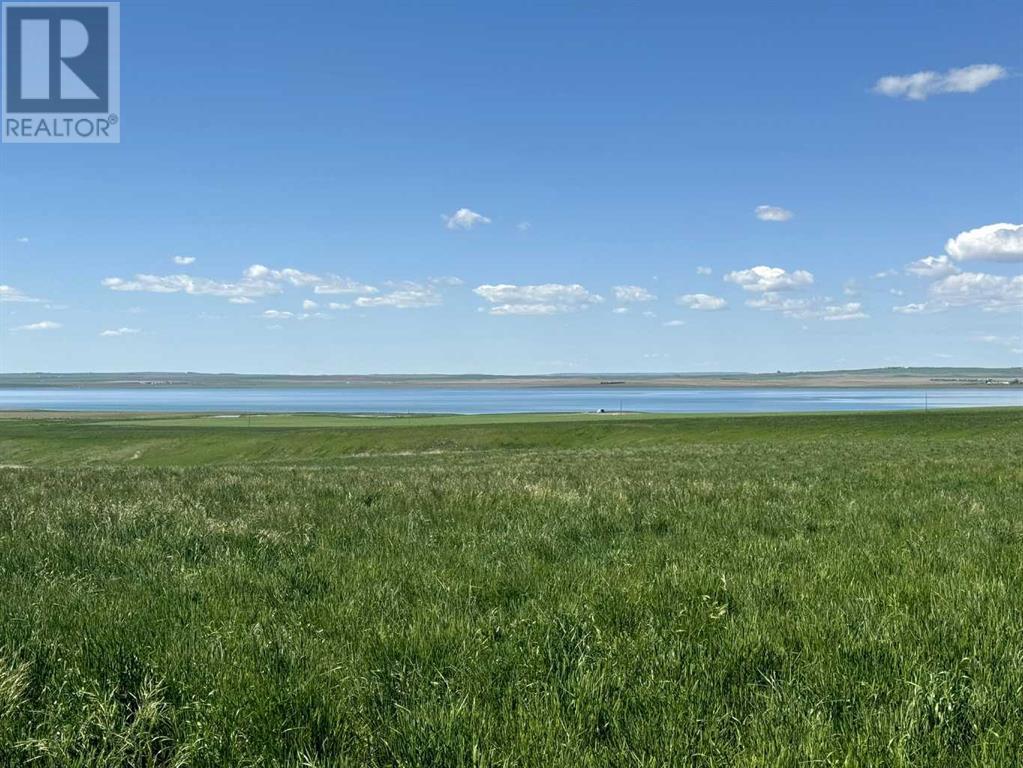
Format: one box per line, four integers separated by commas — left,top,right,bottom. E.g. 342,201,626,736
0,387,1020,414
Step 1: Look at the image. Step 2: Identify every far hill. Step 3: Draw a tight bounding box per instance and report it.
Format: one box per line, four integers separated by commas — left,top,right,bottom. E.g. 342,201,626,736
0,367,1020,389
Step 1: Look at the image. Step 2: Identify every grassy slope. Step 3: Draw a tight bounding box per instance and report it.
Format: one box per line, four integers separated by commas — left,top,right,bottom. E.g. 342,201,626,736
1,408,1018,466
0,409,1021,766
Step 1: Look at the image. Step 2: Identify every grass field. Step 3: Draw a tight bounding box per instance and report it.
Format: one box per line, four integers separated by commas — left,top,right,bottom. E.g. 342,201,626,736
1,408,1021,766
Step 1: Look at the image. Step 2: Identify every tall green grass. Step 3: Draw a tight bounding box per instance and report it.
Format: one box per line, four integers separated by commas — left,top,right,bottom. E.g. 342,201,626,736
0,409,1021,765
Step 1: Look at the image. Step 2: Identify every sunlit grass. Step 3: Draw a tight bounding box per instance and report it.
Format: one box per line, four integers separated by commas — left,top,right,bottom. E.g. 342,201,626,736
0,409,1021,765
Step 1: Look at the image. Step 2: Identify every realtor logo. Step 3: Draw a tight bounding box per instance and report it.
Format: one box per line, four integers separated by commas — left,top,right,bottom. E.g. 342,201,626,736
2,2,119,142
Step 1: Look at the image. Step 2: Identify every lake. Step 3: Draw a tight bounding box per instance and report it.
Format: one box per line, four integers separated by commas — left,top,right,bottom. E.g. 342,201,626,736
0,387,1019,414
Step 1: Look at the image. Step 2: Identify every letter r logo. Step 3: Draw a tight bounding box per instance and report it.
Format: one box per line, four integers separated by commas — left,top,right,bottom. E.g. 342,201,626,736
4,4,111,113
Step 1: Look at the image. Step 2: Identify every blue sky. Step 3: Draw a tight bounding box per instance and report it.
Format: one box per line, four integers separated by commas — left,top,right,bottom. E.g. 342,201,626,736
1,0,1020,374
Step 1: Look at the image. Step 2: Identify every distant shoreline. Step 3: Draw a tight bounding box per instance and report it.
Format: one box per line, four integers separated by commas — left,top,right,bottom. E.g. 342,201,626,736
0,367,1020,390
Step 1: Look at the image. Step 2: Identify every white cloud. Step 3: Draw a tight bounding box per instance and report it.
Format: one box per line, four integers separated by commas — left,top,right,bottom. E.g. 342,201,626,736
229,297,255,305
893,272,1023,315
517,221,531,232
820,302,868,321
487,303,561,316
906,255,960,278
873,64,1007,101
302,299,318,310
100,327,140,337
945,223,1023,263
16,236,29,244
102,265,377,301
442,208,491,230
328,302,349,311
754,205,793,222
748,293,867,321
355,282,443,309
677,293,727,311
268,309,328,320
351,277,458,309
927,272,1023,313
613,285,656,303
725,266,814,292
172,256,196,265
244,264,270,279
873,269,898,279
663,320,686,327
0,284,41,303
474,283,604,315
311,276,378,295
15,320,61,331
696,266,712,276
274,268,320,286
103,274,261,298
893,303,928,314
745,293,811,315
612,307,629,314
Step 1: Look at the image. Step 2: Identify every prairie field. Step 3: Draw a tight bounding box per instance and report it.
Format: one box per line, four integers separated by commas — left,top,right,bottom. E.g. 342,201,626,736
0,408,1021,766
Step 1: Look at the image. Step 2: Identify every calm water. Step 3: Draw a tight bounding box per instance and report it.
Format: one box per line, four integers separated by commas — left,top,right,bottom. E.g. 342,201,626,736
0,387,1019,414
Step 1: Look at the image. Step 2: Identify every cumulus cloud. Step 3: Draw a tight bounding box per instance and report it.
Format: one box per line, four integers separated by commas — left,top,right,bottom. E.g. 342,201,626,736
243,264,271,279
103,274,265,298
302,299,318,310
613,285,656,303
725,266,814,292
894,272,1023,314
355,282,443,309
677,293,727,311
873,64,1007,101
0,284,41,303
945,223,1023,263
442,208,491,230
745,293,811,315
928,272,1023,313
172,256,196,265
229,297,255,305
663,320,686,327
474,283,604,315
754,205,793,222
612,307,629,314
747,293,867,321
100,327,140,337
819,302,868,321
15,320,61,331
696,266,713,276
102,265,377,301
906,254,960,278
